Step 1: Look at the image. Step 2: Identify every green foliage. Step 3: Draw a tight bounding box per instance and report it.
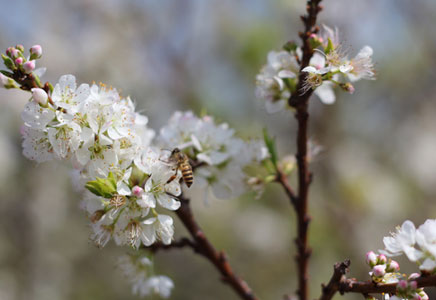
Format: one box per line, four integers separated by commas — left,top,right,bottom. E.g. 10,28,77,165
85,172,118,198
263,128,278,171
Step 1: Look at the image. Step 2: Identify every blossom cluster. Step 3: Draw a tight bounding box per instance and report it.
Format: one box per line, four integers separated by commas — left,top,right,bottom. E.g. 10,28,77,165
256,25,375,112
365,251,400,283
158,111,268,200
381,220,436,273
0,44,267,298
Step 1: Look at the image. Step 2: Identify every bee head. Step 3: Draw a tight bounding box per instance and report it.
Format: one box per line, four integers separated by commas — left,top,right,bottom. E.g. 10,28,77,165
171,148,181,155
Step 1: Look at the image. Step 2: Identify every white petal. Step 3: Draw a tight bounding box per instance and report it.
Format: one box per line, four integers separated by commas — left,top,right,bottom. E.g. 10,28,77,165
157,194,181,211
278,70,296,78
314,82,336,104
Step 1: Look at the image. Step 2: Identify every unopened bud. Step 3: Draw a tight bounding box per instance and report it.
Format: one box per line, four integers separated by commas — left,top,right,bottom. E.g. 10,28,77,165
15,44,24,52
31,88,48,105
409,280,418,290
377,254,387,264
5,47,13,56
409,273,420,280
366,251,377,266
30,45,42,60
132,185,144,197
15,57,23,65
10,48,19,58
372,265,386,277
23,60,35,73
387,260,400,272
397,280,408,291
90,210,105,223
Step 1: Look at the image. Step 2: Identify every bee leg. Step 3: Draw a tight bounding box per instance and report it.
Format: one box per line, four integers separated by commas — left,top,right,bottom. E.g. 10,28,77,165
166,168,179,184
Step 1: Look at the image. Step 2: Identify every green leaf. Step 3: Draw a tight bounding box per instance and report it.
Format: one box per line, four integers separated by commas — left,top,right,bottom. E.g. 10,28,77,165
324,38,334,55
263,128,278,170
85,172,118,198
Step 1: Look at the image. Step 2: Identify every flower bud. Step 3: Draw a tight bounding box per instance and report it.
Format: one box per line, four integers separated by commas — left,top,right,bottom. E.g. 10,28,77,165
132,185,144,197
409,273,420,280
409,280,418,290
10,48,19,58
15,57,23,65
377,254,387,264
366,251,377,266
31,88,48,105
5,47,13,56
372,265,386,277
23,60,35,73
15,44,24,52
387,260,400,272
30,45,42,60
397,280,408,291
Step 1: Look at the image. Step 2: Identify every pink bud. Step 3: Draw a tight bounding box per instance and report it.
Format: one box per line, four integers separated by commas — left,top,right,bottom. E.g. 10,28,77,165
15,44,24,52
397,280,408,290
30,45,42,58
409,273,420,280
6,47,13,56
31,88,48,105
366,251,377,266
378,254,387,264
23,60,35,73
11,48,19,58
387,260,400,272
372,265,386,277
132,185,144,197
15,57,23,65
309,33,318,39
409,280,418,290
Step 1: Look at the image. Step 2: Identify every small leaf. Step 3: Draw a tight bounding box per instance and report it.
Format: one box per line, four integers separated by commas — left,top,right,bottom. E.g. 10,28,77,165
85,172,118,198
263,128,278,170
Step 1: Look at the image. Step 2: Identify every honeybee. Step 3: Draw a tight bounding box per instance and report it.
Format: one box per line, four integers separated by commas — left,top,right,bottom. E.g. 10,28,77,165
166,148,193,188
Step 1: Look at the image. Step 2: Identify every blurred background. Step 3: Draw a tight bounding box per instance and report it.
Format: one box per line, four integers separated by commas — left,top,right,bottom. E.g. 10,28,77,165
0,0,436,299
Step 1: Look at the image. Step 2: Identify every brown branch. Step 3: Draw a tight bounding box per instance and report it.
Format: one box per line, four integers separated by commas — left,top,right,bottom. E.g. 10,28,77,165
175,196,258,300
275,168,298,208
318,260,350,300
146,237,199,253
340,275,436,295
317,260,436,299
286,2,323,300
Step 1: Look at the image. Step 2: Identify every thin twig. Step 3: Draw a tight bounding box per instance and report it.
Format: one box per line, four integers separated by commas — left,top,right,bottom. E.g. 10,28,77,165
175,196,258,300
275,168,298,208
318,260,350,300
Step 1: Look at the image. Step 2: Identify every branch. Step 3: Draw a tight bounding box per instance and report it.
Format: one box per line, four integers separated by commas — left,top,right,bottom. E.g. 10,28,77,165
175,196,258,300
286,2,323,300
318,260,350,300
318,260,436,298
275,168,298,208
340,275,436,295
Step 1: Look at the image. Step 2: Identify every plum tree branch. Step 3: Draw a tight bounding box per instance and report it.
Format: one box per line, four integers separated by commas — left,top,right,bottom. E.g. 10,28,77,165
174,195,258,300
